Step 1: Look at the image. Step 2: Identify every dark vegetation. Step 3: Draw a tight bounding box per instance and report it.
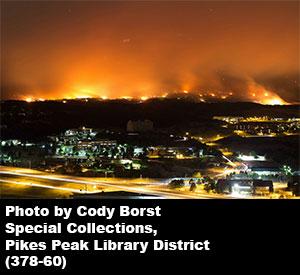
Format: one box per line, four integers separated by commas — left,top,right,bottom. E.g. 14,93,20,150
218,135,300,169
1,99,299,140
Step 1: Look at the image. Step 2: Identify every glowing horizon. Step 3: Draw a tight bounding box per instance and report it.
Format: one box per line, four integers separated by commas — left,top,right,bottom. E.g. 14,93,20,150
2,1,299,103
21,91,290,106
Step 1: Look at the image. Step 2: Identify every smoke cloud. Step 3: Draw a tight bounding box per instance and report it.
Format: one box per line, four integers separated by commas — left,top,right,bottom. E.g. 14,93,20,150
1,1,299,103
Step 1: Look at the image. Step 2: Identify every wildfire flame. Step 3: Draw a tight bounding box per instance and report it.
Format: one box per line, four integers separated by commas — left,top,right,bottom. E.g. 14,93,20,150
21,79,290,105
248,82,288,105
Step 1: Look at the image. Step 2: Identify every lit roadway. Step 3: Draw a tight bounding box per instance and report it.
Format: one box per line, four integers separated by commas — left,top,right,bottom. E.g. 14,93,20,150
0,166,228,199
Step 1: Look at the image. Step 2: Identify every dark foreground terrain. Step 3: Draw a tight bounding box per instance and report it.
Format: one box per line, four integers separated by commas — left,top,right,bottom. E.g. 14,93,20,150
1,99,299,140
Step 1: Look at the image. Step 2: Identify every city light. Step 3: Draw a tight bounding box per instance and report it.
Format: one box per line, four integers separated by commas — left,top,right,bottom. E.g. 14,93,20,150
1,1,299,201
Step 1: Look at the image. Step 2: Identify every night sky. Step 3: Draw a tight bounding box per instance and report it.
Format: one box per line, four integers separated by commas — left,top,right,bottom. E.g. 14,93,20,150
1,1,299,104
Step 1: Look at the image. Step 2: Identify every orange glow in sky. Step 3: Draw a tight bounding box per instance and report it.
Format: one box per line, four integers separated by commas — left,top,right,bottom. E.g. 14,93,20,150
2,1,299,104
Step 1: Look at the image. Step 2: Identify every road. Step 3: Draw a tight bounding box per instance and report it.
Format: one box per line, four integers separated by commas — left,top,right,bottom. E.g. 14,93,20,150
0,166,227,199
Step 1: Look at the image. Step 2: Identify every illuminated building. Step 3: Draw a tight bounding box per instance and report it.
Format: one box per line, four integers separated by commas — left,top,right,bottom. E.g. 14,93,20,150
216,179,274,195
